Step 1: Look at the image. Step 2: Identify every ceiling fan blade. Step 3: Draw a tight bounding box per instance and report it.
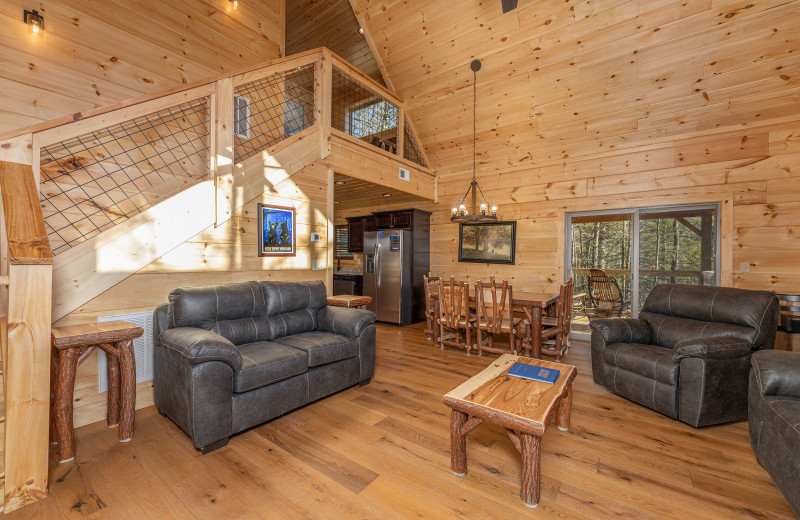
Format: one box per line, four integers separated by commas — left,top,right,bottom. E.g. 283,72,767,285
501,0,518,13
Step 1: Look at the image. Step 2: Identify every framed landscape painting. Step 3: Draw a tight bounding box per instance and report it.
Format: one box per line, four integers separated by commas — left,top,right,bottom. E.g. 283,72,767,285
458,221,516,264
258,203,296,257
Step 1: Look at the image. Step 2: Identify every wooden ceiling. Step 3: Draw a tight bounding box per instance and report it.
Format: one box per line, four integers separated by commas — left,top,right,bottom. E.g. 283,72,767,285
333,172,429,213
352,0,800,177
286,0,384,85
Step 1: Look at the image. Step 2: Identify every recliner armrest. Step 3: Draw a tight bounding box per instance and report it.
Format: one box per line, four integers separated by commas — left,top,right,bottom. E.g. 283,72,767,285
590,318,651,344
751,350,800,399
159,327,242,370
317,306,376,339
672,336,752,363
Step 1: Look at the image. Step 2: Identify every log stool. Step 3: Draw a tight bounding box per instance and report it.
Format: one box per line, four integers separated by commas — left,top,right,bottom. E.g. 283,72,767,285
50,321,143,463
327,295,372,310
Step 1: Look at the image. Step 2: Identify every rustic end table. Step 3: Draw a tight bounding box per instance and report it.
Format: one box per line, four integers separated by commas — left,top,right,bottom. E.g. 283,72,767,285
442,354,577,508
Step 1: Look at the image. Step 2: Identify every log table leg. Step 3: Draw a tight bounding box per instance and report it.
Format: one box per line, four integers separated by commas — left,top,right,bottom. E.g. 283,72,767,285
520,433,542,508
557,383,573,432
105,346,120,427
54,347,80,463
117,339,137,442
450,410,468,476
531,307,543,359
49,345,58,446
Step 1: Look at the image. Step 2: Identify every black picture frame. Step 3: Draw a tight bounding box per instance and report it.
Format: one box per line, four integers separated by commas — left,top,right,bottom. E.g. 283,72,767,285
458,221,516,264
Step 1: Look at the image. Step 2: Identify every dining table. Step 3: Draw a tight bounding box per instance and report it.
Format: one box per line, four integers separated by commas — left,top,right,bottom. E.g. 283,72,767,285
431,287,560,358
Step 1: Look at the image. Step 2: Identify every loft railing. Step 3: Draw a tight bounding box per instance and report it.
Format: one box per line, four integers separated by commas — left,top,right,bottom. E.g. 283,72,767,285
0,46,431,513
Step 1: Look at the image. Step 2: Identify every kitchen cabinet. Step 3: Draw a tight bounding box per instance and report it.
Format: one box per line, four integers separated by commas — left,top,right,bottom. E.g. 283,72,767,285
346,217,364,252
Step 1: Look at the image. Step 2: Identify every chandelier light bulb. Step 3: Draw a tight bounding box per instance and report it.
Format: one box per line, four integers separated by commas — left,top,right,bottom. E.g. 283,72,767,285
480,199,488,215
491,201,498,216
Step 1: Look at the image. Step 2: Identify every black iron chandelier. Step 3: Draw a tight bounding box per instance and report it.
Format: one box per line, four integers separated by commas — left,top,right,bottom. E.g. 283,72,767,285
451,59,497,224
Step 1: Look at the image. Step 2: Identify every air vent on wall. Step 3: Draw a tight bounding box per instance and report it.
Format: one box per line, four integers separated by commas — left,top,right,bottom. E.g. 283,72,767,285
97,311,155,393
234,94,251,139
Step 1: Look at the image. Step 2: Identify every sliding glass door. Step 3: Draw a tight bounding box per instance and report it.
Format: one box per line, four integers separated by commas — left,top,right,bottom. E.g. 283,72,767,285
567,203,719,333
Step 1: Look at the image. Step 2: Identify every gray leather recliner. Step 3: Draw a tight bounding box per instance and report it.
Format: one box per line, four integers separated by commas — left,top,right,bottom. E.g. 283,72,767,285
749,350,800,516
590,284,779,427
153,280,376,453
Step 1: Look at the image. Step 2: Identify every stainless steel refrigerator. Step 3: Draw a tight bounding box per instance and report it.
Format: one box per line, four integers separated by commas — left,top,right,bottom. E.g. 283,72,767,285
363,230,413,325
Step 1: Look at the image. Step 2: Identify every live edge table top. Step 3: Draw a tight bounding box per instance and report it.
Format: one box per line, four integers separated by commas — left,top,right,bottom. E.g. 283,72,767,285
51,320,144,348
443,354,577,435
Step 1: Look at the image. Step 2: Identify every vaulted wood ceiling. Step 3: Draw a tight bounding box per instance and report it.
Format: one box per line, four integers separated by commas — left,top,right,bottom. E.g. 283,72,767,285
286,0,384,85
352,0,800,177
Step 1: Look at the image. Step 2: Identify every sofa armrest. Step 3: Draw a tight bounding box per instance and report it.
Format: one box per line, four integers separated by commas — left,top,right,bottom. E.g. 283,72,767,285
317,306,376,339
672,336,752,363
751,350,800,398
159,327,242,370
590,318,651,345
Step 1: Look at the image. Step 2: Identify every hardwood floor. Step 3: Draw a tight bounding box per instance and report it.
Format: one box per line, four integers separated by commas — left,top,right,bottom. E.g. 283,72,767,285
7,323,794,519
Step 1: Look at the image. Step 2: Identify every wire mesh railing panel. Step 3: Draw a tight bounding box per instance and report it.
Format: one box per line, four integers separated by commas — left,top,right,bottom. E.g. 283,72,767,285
233,64,315,164
40,98,210,255
403,114,428,168
332,67,398,155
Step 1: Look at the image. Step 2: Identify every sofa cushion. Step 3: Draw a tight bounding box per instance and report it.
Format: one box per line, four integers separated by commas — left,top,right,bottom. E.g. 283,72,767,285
758,396,800,464
638,312,757,349
603,343,679,385
268,309,318,341
271,331,359,367
261,280,327,317
233,341,308,393
168,281,270,345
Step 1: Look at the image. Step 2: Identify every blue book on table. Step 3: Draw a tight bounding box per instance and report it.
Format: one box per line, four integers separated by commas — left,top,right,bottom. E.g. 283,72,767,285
507,362,560,384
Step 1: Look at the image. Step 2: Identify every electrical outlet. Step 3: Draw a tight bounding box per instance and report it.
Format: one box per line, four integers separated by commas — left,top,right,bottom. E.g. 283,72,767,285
312,260,325,270
740,262,751,273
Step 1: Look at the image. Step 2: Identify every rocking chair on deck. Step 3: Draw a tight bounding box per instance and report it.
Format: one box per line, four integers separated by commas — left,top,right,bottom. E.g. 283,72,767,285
587,269,627,319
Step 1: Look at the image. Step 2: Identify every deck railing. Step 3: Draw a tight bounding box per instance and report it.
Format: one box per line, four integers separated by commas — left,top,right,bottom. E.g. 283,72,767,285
0,46,431,513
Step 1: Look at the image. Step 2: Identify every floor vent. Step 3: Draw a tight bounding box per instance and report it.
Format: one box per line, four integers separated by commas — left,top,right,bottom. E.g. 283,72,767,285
97,311,154,393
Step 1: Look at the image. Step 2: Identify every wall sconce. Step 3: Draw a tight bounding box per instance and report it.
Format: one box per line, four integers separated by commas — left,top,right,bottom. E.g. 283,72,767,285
24,9,44,37
230,0,239,9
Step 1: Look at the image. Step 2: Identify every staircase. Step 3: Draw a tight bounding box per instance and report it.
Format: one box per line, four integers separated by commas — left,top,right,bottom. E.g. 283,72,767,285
0,47,433,513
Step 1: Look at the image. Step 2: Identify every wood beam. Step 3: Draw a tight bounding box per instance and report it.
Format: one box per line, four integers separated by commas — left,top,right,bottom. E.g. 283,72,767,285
347,0,395,92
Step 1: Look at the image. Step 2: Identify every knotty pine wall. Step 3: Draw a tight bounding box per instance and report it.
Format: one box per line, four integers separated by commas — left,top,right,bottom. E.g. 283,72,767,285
354,0,800,295
0,0,283,135
55,163,331,428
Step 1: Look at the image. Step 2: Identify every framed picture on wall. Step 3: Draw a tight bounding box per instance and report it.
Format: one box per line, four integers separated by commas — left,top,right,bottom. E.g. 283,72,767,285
258,204,296,257
458,221,516,264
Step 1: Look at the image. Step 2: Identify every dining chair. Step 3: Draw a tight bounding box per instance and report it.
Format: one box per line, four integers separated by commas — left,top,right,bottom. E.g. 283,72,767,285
423,273,441,341
436,277,474,354
540,278,575,362
474,277,523,356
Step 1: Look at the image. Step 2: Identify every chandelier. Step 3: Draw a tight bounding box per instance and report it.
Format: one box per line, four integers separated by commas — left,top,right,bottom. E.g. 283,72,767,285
451,59,497,224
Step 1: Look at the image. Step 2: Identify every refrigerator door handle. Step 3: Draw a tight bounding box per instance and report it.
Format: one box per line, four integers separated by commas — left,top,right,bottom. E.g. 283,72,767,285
376,243,382,288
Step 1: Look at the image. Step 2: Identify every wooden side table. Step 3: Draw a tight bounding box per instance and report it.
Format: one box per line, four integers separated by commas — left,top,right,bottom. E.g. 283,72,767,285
443,355,577,508
327,295,372,310
50,321,143,463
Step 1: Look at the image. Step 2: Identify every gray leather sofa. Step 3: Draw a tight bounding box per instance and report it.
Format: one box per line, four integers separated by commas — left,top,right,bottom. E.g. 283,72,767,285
590,284,779,427
153,280,376,453
749,350,800,515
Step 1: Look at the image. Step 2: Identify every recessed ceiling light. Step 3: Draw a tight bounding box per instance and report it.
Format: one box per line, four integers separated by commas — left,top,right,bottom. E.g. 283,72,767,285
382,193,392,197
334,201,341,204
335,180,346,185
358,27,364,34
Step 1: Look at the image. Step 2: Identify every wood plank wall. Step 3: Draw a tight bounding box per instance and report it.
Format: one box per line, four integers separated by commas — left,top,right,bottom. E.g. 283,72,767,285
353,0,800,295
54,163,331,428
0,0,283,135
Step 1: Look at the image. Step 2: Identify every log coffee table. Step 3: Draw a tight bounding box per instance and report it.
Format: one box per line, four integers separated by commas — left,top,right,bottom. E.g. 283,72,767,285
442,354,577,508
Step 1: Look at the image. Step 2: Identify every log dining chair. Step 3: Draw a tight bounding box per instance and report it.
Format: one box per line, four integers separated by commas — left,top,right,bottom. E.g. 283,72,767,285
424,273,441,341
436,277,474,354
539,278,575,362
474,277,524,356
587,268,627,318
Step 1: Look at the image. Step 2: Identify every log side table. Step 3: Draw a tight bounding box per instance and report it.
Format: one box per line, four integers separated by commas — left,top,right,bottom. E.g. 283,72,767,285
51,320,143,463
442,354,577,508
327,295,372,310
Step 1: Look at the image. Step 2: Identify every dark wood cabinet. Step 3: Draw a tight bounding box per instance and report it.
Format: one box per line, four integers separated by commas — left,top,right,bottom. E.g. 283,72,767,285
374,213,392,229
373,210,414,230
364,217,377,232
346,217,364,252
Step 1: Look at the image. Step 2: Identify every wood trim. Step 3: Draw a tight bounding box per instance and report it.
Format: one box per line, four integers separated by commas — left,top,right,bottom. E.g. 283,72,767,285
329,54,402,107
232,51,322,87
215,78,235,226
347,0,395,92
0,162,52,265
0,134,33,165
397,108,406,159
330,128,433,175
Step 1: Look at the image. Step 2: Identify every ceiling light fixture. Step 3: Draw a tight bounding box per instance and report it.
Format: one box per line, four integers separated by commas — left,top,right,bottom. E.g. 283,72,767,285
382,193,392,197
358,27,364,34
24,9,44,37
335,180,346,185
451,59,497,224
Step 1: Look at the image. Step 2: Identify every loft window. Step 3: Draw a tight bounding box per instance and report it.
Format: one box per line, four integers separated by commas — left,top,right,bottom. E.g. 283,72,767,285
346,100,397,139
233,94,250,139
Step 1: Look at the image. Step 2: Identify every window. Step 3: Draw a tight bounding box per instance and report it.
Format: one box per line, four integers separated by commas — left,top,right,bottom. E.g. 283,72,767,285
566,203,720,333
334,225,353,259
233,94,250,139
346,100,397,139
284,99,304,137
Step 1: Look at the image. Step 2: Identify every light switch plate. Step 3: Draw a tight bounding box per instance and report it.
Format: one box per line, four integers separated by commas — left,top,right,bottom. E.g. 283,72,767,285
310,232,320,242
312,260,325,270
740,262,751,273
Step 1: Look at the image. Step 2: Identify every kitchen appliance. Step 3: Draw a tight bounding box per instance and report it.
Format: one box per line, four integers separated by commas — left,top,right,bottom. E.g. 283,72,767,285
364,230,414,325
